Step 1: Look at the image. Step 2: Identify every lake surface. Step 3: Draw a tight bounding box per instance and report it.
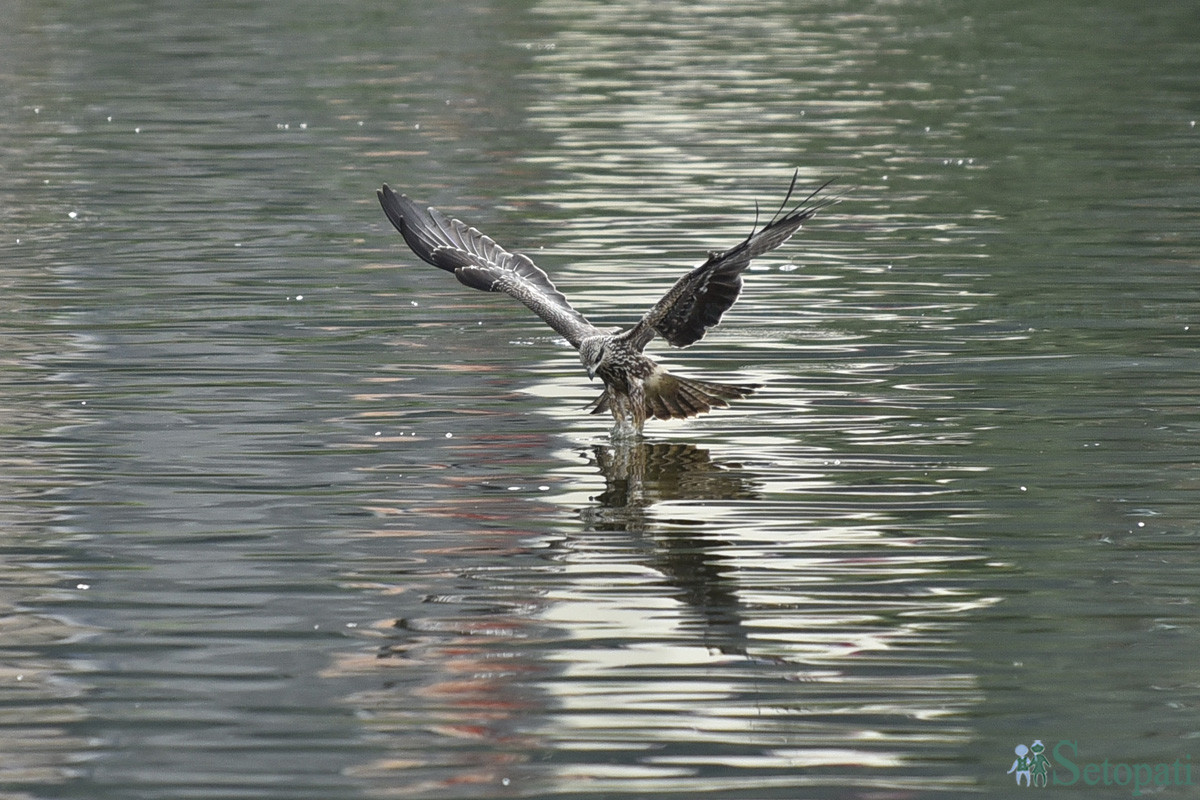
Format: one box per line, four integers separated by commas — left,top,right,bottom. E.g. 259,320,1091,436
2,1,1198,798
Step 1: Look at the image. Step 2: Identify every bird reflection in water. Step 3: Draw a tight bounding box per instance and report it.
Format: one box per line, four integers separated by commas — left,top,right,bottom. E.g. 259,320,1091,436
581,440,770,660
587,440,757,517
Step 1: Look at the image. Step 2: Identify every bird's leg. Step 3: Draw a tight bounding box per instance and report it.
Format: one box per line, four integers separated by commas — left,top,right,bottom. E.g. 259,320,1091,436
609,393,643,440
627,381,647,433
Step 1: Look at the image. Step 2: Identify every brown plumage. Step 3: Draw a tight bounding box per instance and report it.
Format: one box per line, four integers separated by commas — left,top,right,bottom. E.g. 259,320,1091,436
377,173,836,436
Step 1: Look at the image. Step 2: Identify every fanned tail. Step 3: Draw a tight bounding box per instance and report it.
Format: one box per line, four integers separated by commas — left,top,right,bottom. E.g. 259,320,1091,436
644,370,757,421
587,370,757,422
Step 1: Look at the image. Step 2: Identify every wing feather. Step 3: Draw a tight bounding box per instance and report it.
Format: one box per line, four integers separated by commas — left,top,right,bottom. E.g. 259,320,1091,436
378,185,599,347
623,175,838,351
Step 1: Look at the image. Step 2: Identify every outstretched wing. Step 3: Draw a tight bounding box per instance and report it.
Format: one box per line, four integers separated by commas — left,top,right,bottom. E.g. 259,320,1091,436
378,185,600,348
622,175,838,351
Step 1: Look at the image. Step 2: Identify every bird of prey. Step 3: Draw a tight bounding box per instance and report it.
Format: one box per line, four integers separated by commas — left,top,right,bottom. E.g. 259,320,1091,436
377,174,835,436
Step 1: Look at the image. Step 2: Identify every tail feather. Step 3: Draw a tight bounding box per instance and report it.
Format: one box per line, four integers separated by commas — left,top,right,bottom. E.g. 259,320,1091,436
644,369,757,421
646,387,680,420
587,371,756,425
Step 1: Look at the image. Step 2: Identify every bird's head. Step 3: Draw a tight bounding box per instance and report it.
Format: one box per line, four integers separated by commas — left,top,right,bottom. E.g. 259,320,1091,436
578,336,608,380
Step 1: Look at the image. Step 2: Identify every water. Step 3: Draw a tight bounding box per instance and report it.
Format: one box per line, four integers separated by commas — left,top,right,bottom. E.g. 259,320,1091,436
2,1,1198,798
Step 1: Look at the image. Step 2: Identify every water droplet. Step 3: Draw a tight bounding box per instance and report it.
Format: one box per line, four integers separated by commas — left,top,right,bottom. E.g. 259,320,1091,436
76,583,90,590
444,432,453,438
67,210,78,219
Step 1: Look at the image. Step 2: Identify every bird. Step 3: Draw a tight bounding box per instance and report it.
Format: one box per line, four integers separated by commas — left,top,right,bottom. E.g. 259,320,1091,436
377,173,836,436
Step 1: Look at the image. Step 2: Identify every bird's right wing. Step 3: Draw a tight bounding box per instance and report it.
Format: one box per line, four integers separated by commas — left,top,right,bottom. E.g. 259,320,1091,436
378,185,600,348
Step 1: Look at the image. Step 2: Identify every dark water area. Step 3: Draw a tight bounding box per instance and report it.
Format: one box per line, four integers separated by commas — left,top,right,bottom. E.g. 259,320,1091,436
2,1,1198,798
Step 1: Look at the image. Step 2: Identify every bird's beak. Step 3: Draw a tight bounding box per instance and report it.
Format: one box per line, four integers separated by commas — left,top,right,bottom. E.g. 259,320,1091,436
586,366,596,380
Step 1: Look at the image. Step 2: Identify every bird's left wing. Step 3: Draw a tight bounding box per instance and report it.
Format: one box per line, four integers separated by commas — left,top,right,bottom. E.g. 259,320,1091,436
379,185,600,348
623,175,838,351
